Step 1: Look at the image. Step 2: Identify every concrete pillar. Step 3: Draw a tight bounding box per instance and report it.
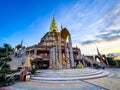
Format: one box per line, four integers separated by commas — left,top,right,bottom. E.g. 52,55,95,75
68,35,74,68
55,40,58,61
58,34,62,61
34,49,37,56
49,47,55,68
64,42,67,61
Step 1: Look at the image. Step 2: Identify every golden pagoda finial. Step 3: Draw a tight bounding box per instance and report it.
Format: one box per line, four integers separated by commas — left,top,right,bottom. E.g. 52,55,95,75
49,16,58,32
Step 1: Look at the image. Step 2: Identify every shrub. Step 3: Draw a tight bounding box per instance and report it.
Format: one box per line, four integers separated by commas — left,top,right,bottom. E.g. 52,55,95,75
77,61,84,69
14,75,20,80
4,77,15,86
31,69,36,75
115,60,120,66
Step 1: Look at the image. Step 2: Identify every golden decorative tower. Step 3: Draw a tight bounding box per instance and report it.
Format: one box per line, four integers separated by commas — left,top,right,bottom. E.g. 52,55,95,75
49,16,58,32
23,54,31,68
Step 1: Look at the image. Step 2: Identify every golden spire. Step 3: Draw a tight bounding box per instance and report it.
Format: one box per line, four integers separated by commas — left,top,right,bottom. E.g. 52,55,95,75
49,16,58,32
23,54,31,68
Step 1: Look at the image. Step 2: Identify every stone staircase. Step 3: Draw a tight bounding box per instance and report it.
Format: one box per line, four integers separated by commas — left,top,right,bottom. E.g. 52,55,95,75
82,56,105,67
8,55,23,70
31,68,110,81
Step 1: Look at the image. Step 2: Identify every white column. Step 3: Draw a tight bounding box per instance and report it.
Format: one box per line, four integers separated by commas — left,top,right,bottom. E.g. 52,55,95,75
59,34,62,61
68,35,74,68
49,48,52,68
64,42,67,62
53,47,55,65
49,47,55,68
34,49,37,56
55,40,58,61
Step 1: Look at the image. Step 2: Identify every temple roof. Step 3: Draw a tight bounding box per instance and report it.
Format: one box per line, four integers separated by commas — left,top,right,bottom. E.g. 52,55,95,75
49,16,58,32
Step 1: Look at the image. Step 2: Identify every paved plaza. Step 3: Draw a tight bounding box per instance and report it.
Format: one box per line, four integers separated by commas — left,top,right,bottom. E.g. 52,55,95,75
85,68,120,90
1,81,108,90
1,68,120,90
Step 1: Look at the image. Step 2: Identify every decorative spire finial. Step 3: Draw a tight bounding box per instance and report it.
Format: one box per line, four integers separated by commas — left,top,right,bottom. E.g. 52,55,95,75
21,40,23,46
96,46,101,56
61,24,63,30
49,16,58,32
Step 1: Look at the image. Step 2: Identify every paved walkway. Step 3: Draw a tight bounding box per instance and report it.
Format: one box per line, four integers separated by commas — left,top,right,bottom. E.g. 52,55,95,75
1,81,107,90
85,68,120,90
1,68,120,90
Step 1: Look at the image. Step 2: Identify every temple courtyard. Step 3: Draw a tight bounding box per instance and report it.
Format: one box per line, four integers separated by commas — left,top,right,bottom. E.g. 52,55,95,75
1,68,120,90
1,0,120,90
1,18,120,89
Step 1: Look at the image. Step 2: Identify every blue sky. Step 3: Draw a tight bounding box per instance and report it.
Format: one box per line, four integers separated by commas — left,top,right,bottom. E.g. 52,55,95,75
0,0,120,55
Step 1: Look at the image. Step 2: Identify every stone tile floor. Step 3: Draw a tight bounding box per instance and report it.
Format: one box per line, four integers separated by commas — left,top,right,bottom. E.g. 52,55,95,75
1,68,120,90
85,68,120,90
1,81,107,90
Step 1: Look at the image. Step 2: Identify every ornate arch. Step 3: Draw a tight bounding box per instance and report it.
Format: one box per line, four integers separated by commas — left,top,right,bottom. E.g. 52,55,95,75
60,28,70,42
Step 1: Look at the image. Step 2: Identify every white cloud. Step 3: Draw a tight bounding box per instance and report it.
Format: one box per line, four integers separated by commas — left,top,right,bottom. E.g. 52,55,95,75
60,1,120,54
91,3,120,32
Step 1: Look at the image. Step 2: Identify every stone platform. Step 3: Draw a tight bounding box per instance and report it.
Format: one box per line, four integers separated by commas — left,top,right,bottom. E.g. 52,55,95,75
2,68,119,90
31,68,109,81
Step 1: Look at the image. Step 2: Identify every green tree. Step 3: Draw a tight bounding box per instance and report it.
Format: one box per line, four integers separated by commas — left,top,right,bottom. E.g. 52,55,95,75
0,44,15,86
0,44,13,74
